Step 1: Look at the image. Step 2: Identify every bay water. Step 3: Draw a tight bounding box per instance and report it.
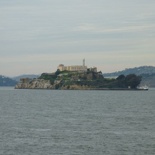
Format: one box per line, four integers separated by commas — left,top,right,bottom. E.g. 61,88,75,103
0,87,155,155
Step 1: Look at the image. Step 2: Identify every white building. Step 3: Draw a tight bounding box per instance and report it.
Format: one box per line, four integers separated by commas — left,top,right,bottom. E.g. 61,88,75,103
57,59,97,72
57,59,87,72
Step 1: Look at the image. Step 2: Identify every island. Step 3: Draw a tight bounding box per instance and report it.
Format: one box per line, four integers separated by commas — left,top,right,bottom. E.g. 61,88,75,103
15,60,145,90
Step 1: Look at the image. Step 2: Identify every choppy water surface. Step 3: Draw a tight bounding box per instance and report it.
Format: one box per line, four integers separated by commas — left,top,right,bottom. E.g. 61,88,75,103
0,87,155,155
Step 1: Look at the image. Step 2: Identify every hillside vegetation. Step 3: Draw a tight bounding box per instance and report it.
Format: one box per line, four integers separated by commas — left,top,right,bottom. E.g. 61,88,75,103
37,70,141,89
0,75,17,86
103,66,155,87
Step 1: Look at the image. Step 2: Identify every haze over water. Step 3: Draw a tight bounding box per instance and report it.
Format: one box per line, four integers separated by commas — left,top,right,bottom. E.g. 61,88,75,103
0,87,155,155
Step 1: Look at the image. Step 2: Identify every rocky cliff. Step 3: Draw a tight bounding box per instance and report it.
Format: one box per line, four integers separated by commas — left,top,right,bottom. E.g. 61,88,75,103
15,79,54,89
15,78,90,90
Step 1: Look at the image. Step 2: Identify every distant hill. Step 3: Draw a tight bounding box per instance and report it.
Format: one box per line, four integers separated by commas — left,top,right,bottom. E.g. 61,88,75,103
140,73,155,88
13,74,40,82
0,75,17,86
103,66,155,87
103,66,155,77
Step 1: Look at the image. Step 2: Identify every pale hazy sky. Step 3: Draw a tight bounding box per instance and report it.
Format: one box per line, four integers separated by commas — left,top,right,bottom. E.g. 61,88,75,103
0,0,155,76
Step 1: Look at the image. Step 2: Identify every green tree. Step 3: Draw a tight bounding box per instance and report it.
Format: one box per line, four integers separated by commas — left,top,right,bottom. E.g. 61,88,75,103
117,74,125,80
125,74,142,88
55,69,61,76
116,74,126,88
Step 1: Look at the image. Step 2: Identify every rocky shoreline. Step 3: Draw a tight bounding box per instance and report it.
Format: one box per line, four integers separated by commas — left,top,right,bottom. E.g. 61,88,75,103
15,79,54,89
15,79,148,91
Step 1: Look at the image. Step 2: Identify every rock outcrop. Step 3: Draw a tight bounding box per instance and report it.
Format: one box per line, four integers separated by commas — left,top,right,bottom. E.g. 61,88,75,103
15,79,54,89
